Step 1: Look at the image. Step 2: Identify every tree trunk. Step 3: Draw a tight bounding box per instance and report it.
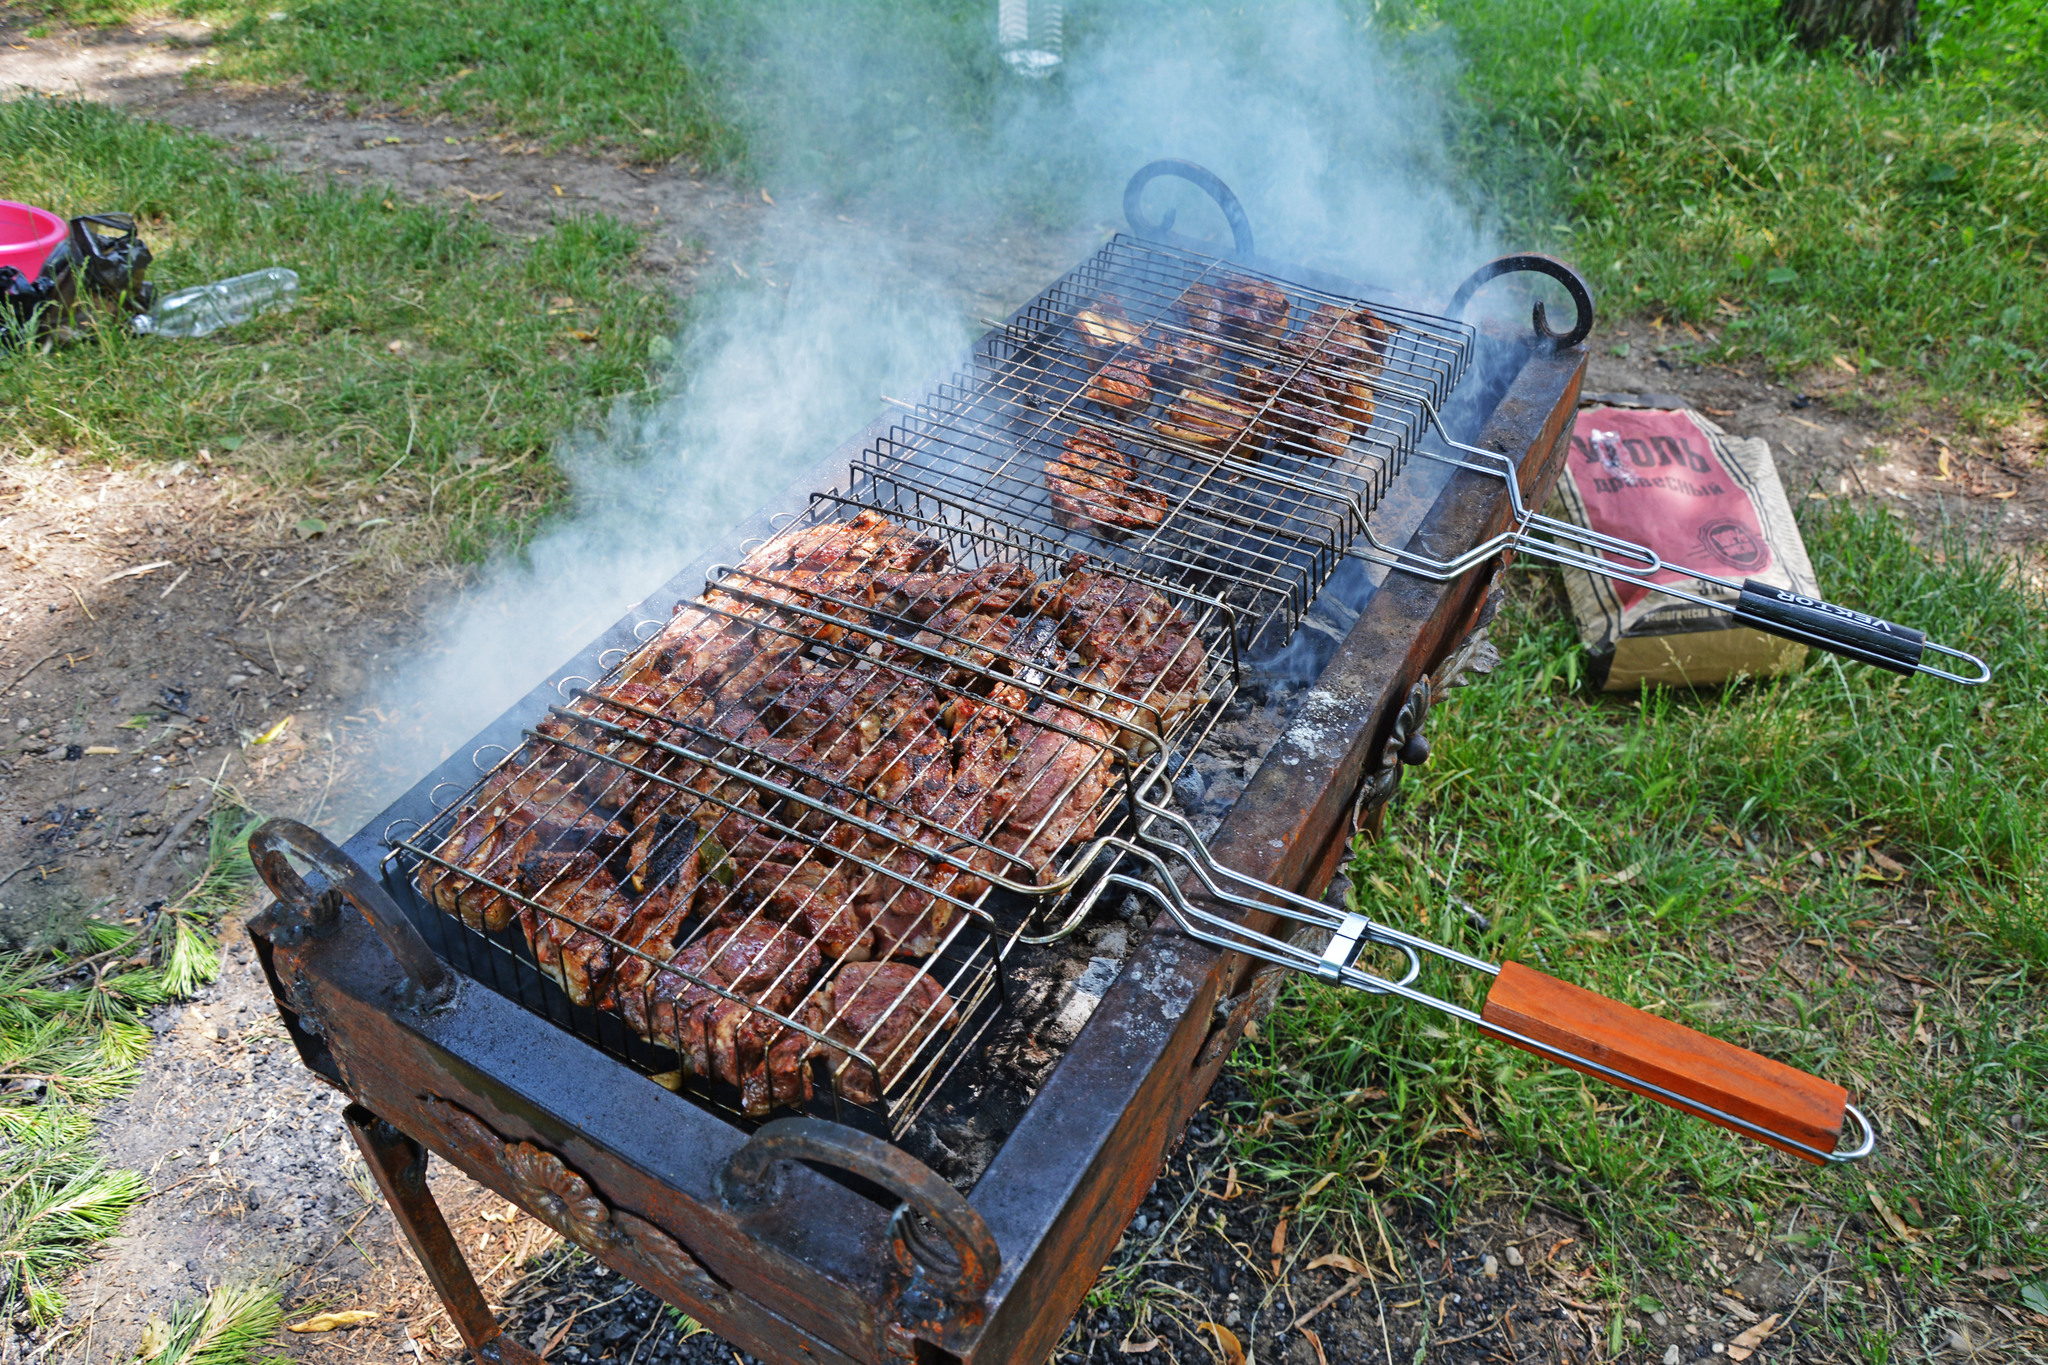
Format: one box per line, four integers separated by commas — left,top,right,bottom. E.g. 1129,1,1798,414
1779,0,1918,51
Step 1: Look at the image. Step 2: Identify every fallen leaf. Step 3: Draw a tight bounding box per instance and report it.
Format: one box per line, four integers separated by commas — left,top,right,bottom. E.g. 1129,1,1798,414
542,1310,580,1358
1938,448,1953,480
1221,1164,1239,1200
1307,1254,1373,1277
1118,1336,1160,1355
1867,1184,1919,1242
1301,1326,1329,1365
288,1309,379,1333
1833,354,1858,374
1993,489,2017,499
566,329,600,343
1869,848,1906,875
253,715,294,746
1727,1313,1780,1362
461,188,505,203
761,188,775,205
1197,1322,1245,1365
1303,1171,1339,1198
1272,1217,1289,1278
137,1316,172,1356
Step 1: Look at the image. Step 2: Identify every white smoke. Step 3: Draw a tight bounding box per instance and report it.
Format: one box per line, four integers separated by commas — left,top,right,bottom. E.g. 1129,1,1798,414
346,0,1508,828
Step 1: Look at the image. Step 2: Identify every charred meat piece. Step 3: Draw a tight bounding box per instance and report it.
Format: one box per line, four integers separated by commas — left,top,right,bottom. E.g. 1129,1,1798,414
1183,275,1290,350
1144,330,1223,388
1047,426,1170,538
753,507,948,576
1154,389,1257,452
1217,274,1291,349
806,961,961,1106
421,767,622,933
1052,558,1207,743
987,701,1117,879
864,562,1039,624
1082,356,1152,412
1285,302,1389,427
515,850,672,1008
616,921,823,1115
1236,365,1353,458
1181,281,1230,339
1073,295,1141,354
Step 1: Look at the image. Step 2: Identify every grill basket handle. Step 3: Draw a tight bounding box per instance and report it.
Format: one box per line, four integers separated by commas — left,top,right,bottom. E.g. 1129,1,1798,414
1124,159,1255,259
1479,961,1860,1164
717,1117,999,1304
250,818,457,1012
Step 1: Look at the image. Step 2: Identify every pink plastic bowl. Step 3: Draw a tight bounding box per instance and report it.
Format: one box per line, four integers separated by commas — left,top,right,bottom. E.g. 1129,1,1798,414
0,201,67,278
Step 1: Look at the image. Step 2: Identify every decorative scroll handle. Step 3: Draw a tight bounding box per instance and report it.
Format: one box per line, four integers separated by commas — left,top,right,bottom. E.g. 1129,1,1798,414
1124,159,1256,259
718,1117,998,1305
250,818,456,1012
1445,252,1595,351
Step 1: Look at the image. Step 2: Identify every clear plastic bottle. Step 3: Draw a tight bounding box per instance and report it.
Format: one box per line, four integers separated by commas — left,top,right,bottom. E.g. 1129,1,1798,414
132,266,299,338
997,0,1063,78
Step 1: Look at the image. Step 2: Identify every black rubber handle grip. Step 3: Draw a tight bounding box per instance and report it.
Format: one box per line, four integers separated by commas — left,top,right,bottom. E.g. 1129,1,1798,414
1732,580,1926,674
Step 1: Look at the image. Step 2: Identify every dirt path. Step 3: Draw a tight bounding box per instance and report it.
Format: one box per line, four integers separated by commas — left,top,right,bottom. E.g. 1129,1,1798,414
3,16,2043,1365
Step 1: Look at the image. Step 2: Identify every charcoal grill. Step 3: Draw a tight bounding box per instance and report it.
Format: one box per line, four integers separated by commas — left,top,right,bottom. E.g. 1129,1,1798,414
249,163,1936,1365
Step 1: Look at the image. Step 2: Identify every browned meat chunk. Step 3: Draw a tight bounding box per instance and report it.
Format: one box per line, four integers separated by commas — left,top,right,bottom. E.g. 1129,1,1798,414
1082,356,1152,411
987,702,1117,878
1217,274,1291,349
804,961,960,1105
1047,426,1170,538
1073,295,1140,354
1237,365,1354,459
1145,330,1223,388
1285,302,1389,428
1154,389,1257,452
1183,275,1290,350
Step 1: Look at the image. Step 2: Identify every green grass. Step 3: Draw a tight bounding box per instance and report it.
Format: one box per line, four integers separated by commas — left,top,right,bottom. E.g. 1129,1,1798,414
0,95,671,563
0,806,260,1324
205,0,739,166
1424,0,2048,407
1221,503,2047,1347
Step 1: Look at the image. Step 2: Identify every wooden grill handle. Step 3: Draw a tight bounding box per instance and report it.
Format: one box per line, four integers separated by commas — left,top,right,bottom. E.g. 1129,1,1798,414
1480,961,1849,1163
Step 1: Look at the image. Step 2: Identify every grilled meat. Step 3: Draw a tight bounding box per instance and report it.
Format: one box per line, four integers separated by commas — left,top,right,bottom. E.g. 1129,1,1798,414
1145,329,1223,388
1285,302,1389,428
1154,388,1257,452
1047,426,1170,537
423,512,1212,1113
1074,295,1141,354
1082,356,1152,412
1217,274,1290,349
421,766,624,933
804,961,960,1105
1236,365,1354,459
1183,274,1290,350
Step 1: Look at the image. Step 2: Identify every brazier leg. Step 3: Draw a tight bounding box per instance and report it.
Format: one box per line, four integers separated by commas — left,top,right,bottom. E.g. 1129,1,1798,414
344,1103,543,1365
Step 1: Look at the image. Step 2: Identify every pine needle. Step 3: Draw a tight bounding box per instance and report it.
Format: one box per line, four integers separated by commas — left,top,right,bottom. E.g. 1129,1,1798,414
0,799,265,1324
140,1282,284,1365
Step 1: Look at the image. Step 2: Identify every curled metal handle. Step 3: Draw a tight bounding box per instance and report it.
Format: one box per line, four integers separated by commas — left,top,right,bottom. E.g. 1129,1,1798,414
1445,253,1595,351
717,1117,998,1304
1124,159,1255,259
250,818,457,1012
